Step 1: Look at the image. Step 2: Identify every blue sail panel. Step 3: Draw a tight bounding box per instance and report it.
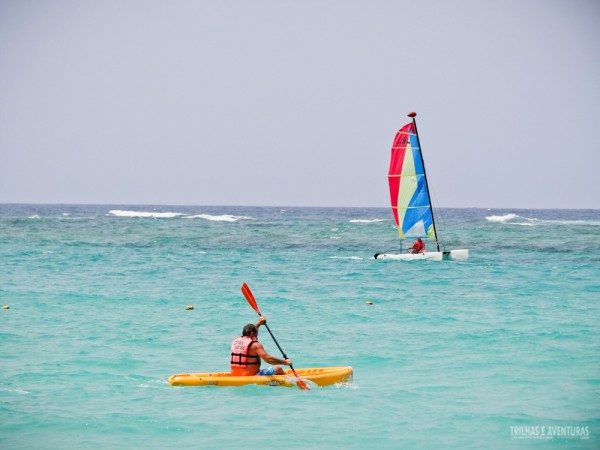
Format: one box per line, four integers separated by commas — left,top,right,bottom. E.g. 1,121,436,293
401,206,435,238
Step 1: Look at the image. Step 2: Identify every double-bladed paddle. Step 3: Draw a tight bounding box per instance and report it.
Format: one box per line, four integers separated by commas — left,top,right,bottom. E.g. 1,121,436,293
241,283,310,390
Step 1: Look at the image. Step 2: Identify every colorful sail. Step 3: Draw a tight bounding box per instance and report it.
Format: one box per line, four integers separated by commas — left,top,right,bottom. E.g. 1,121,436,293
387,121,436,239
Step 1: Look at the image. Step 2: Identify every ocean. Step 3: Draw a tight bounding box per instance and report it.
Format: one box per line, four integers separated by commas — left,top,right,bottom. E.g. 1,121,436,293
1,204,598,449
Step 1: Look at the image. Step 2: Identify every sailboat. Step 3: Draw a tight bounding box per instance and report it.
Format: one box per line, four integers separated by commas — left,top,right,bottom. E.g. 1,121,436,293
374,112,468,261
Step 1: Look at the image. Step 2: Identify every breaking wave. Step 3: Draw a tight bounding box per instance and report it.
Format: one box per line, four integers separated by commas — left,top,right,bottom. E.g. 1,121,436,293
486,213,600,226
108,210,252,221
185,214,252,222
108,210,184,219
349,219,387,223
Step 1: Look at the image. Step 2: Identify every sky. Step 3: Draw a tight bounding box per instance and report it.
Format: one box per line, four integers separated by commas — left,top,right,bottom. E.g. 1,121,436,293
1,0,599,209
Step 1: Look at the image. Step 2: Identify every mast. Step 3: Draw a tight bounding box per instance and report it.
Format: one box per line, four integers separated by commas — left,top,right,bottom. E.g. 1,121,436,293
408,112,440,252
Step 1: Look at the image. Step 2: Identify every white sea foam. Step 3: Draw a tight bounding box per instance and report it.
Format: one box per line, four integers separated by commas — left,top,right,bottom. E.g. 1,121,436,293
108,210,184,219
186,214,252,222
486,213,600,227
486,214,539,226
329,256,363,260
0,387,29,395
108,210,253,221
486,213,519,223
513,222,536,226
545,219,600,226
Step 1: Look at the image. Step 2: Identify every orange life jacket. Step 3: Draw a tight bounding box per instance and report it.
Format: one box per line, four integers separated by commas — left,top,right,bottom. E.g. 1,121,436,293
230,336,261,370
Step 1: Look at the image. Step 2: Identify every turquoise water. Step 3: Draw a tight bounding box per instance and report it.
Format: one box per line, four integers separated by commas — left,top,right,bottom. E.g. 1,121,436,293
1,205,599,449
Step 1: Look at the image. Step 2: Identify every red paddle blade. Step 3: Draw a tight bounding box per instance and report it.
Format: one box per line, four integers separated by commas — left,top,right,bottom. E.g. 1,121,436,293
241,283,261,315
290,367,311,390
296,379,311,390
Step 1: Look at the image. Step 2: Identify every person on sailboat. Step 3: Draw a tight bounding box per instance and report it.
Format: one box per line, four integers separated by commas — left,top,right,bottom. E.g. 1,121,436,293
409,238,425,254
230,316,292,376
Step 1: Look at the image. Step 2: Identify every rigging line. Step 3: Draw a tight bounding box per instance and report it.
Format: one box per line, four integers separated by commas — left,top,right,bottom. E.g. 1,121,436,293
411,114,440,252
429,182,465,249
425,155,468,249
427,178,447,247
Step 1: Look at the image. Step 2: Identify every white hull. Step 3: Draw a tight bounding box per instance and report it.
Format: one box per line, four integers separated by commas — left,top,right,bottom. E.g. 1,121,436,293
374,251,443,261
374,249,468,261
444,249,469,260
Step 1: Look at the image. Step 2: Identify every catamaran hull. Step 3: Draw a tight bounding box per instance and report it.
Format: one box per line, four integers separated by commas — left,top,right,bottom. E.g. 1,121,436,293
374,249,468,261
374,252,443,261
444,249,469,260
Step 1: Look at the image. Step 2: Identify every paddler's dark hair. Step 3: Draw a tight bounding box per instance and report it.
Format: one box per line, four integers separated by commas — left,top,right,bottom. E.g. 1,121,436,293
242,324,258,336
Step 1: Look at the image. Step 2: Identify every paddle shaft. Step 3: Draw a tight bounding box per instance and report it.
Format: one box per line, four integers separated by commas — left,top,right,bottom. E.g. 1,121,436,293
262,322,300,372
249,304,294,368
241,283,308,389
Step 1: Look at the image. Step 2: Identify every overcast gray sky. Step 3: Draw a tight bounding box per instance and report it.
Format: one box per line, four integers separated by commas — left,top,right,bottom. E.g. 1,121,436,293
1,0,598,209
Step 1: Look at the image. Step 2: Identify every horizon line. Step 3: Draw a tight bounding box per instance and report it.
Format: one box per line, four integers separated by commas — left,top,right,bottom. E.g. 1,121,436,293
1,202,598,211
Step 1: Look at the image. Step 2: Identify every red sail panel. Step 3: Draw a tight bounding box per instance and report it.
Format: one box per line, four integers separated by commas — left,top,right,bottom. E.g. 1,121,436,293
387,122,414,227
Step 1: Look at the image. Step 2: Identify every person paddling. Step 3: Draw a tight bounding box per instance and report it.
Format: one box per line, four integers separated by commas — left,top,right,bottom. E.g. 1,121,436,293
230,316,292,376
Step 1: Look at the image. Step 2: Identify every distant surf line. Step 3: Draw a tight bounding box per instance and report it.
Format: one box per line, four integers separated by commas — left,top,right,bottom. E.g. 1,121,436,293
107,210,252,222
485,213,600,226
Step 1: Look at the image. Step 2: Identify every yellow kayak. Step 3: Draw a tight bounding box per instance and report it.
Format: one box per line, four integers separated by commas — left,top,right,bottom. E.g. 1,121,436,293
168,366,353,387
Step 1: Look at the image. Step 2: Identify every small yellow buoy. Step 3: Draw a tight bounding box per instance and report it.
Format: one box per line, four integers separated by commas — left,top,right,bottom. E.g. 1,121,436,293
186,305,194,310
2,305,9,309
365,301,373,305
